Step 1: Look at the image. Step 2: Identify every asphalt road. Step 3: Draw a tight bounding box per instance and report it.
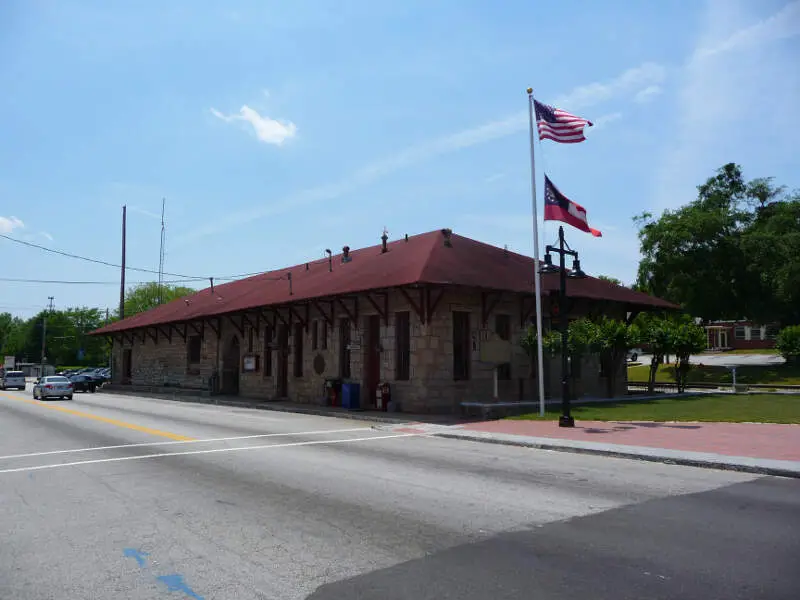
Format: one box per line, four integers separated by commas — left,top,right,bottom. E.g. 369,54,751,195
1,387,798,599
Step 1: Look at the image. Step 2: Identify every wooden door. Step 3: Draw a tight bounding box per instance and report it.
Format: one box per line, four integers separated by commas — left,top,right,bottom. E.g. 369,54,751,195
276,324,289,398
364,315,381,408
222,336,240,395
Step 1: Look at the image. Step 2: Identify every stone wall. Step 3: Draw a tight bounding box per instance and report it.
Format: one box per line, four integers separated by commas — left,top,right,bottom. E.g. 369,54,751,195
110,286,629,413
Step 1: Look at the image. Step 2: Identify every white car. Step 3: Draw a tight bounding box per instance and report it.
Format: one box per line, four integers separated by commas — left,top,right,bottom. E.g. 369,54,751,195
33,376,73,400
0,370,26,391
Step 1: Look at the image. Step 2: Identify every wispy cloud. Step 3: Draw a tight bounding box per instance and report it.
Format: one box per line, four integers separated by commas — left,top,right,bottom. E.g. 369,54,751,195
588,112,623,132
555,62,667,109
39,231,53,241
128,205,162,220
653,0,800,210
178,61,670,245
211,105,297,146
0,216,24,234
484,173,507,183
633,85,663,103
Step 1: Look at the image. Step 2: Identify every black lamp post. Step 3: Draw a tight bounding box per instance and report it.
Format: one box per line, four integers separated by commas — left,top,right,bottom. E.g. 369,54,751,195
541,225,587,427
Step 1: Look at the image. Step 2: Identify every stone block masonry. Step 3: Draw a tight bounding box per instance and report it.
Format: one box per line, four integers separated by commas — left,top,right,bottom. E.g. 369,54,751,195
111,287,627,414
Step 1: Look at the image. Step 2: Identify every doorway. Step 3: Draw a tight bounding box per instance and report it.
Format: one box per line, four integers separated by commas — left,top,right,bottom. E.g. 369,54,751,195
222,336,240,395
122,348,132,383
363,315,381,409
276,324,289,398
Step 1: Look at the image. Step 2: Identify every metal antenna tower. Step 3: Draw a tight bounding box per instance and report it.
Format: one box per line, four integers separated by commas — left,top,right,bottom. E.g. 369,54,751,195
158,197,166,304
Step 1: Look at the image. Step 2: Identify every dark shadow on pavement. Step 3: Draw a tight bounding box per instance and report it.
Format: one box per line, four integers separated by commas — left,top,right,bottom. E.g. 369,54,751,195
307,477,799,600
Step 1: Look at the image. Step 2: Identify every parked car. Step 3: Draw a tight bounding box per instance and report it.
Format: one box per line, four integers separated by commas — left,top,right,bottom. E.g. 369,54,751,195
627,348,644,362
33,375,73,400
0,370,27,390
83,369,107,387
69,374,97,393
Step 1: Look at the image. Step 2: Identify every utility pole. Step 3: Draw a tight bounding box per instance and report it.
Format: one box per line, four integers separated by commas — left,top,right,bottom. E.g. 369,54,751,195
40,298,53,378
119,205,127,320
106,308,111,369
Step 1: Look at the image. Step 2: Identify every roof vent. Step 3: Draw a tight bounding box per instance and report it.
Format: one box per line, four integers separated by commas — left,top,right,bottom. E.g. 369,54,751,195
325,249,332,272
381,228,389,253
504,244,509,257
342,246,352,263
404,234,408,242
441,228,453,247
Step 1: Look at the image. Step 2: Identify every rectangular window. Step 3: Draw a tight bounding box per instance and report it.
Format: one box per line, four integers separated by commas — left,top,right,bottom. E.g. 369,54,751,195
339,318,351,378
495,314,511,380
248,327,254,353
263,326,273,377
395,311,410,380
322,320,328,349
312,320,319,350
734,326,746,340
293,323,304,377
187,335,201,364
453,311,471,380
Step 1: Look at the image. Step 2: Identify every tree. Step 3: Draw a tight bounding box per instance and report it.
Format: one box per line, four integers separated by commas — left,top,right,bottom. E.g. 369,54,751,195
638,317,673,393
671,323,707,393
635,163,799,325
594,317,639,397
118,282,196,319
776,326,800,366
596,275,623,286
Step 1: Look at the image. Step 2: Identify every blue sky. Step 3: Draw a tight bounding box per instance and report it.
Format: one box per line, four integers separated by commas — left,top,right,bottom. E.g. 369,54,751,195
1,0,799,317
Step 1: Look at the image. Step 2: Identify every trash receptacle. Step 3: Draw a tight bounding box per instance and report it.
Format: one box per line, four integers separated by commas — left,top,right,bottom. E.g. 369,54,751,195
341,382,360,409
324,377,343,406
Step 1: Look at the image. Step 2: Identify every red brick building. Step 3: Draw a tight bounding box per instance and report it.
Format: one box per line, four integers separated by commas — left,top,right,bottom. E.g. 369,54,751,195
92,229,675,413
705,320,780,351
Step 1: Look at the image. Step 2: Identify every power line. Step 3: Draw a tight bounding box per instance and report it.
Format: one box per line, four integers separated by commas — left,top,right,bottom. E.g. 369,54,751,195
0,232,200,278
0,233,280,282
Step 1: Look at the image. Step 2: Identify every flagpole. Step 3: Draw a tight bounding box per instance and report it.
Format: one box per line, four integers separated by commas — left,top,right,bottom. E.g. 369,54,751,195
527,88,547,417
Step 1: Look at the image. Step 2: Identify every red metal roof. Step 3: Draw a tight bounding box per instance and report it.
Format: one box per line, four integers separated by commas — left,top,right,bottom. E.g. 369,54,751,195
92,229,677,335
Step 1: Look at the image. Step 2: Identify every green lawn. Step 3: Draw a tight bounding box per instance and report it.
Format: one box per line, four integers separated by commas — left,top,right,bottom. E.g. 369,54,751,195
627,362,800,386
509,394,800,424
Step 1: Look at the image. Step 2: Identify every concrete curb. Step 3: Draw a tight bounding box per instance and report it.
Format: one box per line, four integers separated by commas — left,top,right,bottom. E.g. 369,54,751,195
432,431,800,479
100,386,419,425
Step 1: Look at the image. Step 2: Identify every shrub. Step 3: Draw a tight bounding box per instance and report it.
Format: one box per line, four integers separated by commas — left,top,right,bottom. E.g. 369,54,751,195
776,325,800,364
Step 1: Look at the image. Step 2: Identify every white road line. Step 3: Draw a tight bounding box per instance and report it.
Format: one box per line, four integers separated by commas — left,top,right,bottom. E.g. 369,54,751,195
0,427,370,462
0,433,421,475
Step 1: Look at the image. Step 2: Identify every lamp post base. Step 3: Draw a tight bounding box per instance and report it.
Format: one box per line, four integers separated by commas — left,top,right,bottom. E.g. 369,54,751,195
558,415,575,428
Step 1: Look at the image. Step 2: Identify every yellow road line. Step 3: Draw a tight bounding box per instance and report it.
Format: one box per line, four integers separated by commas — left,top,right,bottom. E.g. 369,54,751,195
0,392,195,441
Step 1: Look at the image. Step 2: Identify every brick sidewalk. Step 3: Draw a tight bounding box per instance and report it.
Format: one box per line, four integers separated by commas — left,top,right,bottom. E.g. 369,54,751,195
458,420,800,462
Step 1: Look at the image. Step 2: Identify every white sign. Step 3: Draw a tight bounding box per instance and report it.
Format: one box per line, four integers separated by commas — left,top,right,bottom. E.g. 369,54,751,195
3,356,14,369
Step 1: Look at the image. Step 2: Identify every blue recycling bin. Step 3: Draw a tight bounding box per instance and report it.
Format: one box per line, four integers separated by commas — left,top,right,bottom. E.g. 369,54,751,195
341,382,361,409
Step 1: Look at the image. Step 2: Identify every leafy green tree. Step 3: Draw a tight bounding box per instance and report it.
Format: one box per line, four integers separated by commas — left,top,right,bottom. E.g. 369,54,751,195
117,282,196,319
596,275,623,286
671,323,707,393
634,163,757,321
594,317,639,397
776,326,800,366
638,317,674,393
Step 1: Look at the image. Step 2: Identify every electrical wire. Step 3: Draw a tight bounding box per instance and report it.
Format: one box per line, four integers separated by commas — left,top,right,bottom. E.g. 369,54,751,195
0,233,285,282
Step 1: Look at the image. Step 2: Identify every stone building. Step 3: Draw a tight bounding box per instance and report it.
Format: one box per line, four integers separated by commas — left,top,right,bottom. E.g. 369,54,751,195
92,229,675,413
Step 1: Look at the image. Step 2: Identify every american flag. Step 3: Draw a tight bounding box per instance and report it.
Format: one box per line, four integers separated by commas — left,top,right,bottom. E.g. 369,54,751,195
534,99,593,144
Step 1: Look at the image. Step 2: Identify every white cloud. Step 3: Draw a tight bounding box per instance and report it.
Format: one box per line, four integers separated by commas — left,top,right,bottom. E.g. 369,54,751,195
484,173,507,183
178,61,669,245
39,231,53,241
588,112,623,132
0,216,24,234
693,0,800,60
633,85,663,103
555,62,667,109
128,205,162,220
211,105,297,146
653,0,800,210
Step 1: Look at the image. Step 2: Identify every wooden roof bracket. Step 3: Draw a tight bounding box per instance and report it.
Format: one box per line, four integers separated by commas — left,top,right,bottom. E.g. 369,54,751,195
481,291,502,327
365,291,389,325
398,287,425,324
147,328,159,345
425,287,444,323
312,300,333,327
336,296,359,327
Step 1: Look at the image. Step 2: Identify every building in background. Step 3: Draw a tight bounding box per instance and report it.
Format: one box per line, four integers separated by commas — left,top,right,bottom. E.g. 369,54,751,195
705,320,779,351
